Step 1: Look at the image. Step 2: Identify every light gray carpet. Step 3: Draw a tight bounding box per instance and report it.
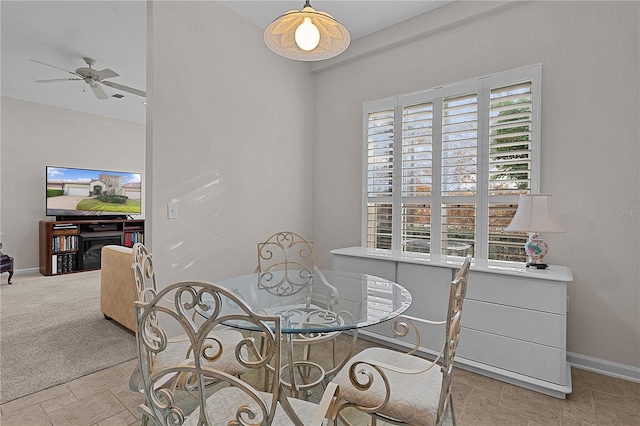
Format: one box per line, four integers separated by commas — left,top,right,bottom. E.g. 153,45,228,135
0,270,137,404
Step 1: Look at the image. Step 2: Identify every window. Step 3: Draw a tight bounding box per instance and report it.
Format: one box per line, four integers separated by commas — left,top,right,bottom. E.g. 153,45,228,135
363,65,541,264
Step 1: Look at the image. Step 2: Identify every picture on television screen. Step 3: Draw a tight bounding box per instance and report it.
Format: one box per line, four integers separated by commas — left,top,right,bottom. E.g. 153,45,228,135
46,166,142,217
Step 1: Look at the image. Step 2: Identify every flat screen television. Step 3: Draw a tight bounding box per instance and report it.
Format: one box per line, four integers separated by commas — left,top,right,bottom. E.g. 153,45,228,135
46,166,142,219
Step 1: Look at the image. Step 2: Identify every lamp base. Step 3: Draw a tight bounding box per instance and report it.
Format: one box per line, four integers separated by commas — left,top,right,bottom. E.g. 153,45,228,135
524,234,549,270
526,262,549,269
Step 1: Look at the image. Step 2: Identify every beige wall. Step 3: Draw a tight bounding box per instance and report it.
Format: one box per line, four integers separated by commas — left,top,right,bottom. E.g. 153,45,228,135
0,96,145,270
312,1,640,369
147,1,314,286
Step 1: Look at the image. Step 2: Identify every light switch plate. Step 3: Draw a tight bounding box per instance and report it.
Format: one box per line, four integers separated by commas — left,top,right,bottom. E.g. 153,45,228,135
167,203,178,219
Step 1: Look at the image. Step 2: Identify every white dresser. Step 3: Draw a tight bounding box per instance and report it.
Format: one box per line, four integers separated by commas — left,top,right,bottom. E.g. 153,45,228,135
332,246,573,398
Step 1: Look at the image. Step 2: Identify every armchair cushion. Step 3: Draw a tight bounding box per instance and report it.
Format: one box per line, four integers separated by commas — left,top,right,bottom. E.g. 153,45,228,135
100,245,136,331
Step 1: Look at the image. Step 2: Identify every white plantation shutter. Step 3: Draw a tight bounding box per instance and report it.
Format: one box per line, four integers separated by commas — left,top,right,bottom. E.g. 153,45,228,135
362,65,540,264
489,82,533,196
401,102,433,252
487,81,535,261
441,94,477,257
489,202,527,262
441,94,477,197
366,109,394,249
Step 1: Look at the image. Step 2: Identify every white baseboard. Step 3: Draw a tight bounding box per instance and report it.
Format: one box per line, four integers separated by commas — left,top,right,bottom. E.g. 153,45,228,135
568,352,640,383
14,267,40,275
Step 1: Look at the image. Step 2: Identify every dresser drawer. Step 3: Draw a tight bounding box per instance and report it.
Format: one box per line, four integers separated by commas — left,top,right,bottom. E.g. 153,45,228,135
458,328,567,385
463,299,566,348
468,271,567,314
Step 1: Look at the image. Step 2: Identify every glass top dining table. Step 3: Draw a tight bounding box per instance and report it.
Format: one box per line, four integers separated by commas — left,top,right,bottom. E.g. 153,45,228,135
198,268,412,334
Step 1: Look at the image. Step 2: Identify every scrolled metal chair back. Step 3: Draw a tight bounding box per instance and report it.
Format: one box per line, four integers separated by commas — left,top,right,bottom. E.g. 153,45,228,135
256,231,314,296
437,254,471,421
135,280,282,426
132,243,157,304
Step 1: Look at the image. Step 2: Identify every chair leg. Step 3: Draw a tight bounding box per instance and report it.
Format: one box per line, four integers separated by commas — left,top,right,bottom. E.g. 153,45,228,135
141,414,150,426
449,393,458,426
258,333,272,391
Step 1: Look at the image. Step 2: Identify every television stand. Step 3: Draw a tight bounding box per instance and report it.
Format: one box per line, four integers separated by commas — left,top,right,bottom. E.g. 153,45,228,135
39,218,144,275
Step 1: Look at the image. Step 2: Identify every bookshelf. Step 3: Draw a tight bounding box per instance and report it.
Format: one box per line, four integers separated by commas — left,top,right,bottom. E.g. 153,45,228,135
39,219,144,276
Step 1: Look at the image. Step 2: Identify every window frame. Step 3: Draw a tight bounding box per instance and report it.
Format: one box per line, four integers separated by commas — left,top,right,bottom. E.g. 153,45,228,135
361,64,542,266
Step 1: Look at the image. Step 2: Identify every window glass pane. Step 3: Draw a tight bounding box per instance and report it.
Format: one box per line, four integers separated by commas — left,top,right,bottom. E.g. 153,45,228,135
442,94,478,196
489,82,533,195
367,203,392,249
402,203,431,253
488,203,528,262
441,203,475,257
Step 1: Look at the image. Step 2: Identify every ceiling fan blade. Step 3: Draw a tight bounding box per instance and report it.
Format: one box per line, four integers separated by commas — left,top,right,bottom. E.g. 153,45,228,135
30,59,78,76
35,78,83,83
95,68,119,80
89,82,109,100
102,80,146,97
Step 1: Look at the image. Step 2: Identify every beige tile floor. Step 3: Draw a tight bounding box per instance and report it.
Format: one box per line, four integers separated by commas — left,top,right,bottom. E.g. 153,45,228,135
1,335,639,426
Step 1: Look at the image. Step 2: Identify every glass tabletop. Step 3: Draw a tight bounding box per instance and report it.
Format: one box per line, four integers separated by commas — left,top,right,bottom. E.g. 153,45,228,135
199,269,412,334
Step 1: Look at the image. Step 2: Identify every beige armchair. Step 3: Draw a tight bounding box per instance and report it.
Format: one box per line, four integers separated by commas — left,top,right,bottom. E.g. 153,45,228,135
100,245,136,331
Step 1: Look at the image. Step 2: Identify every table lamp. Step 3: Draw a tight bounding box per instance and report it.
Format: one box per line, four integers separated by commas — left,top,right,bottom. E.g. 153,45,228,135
505,194,565,269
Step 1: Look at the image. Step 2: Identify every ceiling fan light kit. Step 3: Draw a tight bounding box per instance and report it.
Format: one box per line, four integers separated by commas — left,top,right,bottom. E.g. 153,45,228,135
31,56,146,100
264,0,350,61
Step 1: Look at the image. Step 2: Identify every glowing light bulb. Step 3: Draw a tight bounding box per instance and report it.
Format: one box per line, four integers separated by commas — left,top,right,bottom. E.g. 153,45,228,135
295,17,320,51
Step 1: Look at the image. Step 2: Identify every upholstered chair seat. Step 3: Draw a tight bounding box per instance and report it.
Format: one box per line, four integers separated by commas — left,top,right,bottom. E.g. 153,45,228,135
333,347,442,425
182,386,327,426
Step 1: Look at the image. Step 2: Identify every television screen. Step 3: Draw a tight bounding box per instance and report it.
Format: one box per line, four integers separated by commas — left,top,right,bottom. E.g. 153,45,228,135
46,166,142,218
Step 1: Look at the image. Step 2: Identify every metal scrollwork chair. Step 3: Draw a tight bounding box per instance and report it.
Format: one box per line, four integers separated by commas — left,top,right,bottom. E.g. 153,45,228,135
255,231,349,397
129,243,246,395
331,255,472,426
134,280,342,425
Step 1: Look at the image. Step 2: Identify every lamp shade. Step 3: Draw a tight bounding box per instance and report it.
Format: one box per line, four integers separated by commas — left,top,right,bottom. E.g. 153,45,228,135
505,194,565,233
264,1,350,61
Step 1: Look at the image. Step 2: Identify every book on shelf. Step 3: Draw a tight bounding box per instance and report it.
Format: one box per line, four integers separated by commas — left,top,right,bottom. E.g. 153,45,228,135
51,235,78,253
124,232,144,247
51,253,77,274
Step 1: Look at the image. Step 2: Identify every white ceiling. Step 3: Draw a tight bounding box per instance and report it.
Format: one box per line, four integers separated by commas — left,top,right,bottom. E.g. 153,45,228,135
1,1,450,125
1,1,148,124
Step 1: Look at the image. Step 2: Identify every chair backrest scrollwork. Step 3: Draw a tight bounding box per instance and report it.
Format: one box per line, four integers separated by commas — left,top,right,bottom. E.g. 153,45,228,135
256,231,314,296
135,280,284,425
132,243,157,304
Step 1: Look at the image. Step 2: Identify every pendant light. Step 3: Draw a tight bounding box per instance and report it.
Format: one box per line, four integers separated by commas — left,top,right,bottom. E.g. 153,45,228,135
264,0,350,61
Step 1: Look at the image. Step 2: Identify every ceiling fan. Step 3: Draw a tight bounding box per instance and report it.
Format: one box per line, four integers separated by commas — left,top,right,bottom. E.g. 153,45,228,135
31,57,145,100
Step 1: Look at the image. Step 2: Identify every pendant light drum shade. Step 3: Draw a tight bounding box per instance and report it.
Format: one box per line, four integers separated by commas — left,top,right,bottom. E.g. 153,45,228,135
264,2,350,61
